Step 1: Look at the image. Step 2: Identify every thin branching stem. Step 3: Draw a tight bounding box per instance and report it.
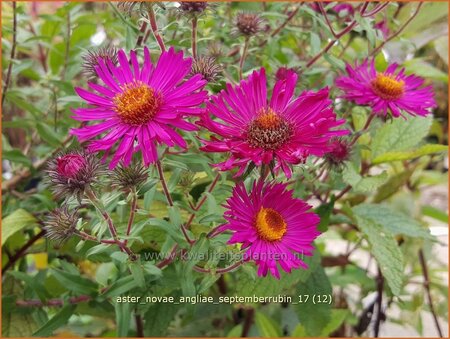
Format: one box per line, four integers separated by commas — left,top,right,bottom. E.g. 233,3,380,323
156,160,173,206
418,249,444,337
2,2,17,107
191,16,198,59
239,37,250,81
148,5,166,52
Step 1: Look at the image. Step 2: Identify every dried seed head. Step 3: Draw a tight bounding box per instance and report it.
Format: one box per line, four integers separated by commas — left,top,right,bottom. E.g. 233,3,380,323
189,56,222,82
44,207,79,244
111,162,148,192
82,45,118,81
46,149,104,201
324,138,352,168
236,12,263,36
179,1,208,13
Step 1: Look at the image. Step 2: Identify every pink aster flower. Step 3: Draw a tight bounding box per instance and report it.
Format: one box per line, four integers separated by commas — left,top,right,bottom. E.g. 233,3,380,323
199,68,348,178
57,154,86,178
220,180,320,279
71,47,208,168
336,59,436,118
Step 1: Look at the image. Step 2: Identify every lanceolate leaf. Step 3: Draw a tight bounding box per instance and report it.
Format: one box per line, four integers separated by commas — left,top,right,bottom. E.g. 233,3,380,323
32,305,76,337
372,144,448,164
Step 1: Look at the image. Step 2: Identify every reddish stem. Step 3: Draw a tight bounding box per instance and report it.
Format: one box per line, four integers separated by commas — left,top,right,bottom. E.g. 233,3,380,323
191,16,198,59
148,5,166,52
156,160,173,207
193,260,244,274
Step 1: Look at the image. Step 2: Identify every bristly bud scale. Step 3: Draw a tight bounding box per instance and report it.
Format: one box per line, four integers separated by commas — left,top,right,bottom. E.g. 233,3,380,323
236,12,263,37
82,45,118,81
111,161,148,193
44,207,79,244
189,56,222,83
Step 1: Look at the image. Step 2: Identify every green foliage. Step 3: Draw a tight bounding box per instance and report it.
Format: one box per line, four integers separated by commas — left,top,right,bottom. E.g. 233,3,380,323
1,1,448,338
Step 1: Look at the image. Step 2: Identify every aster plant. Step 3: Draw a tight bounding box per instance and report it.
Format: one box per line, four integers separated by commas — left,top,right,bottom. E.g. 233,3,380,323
2,2,448,338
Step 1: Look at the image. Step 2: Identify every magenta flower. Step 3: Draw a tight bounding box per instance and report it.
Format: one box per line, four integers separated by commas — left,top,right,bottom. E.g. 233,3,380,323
71,47,208,168
57,154,86,178
199,68,348,178
336,59,436,118
220,180,320,279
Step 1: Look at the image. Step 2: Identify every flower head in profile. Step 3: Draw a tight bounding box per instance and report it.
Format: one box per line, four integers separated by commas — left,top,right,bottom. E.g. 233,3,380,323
220,180,320,279
71,47,207,168
44,207,79,244
336,59,436,118
199,68,348,178
46,149,103,201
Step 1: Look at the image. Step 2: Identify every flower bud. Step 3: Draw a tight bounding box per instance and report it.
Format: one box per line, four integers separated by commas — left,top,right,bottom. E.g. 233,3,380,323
324,138,352,168
179,1,208,13
111,162,148,193
189,56,222,83
275,66,300,82
46,149,103,201
236,12,262,37
82,45,118,81
44,207,79,244
57,154,86,178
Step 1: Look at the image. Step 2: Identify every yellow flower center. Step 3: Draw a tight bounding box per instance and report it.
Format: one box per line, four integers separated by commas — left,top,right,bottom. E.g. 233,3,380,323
371,73,405,100
247,108,293,150
255,207,287,242
113,82,162,125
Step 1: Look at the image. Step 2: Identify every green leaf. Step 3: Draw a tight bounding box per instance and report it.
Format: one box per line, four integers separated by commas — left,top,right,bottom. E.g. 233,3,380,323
115,301,131,337
227,324,243,337
403,58,448,82
422,205,449,223
398,2,449,36
353,203,433,239
342,165,388,193
374,169,415,202
32,305,76,337
51,269,98,295
295,265,332,337
129,262,145,289
372,144,448,164
353,215,404,295
143,303,179,337
2,276,38,337
315,197,335,232
36,122,62,147
101,275,137,298
371,116,433,160
320,309,349,337
2,209,37,246
310,32,321,54
255,312,282,337
234,251,320,297
3,149,32,167
291,324,307,337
